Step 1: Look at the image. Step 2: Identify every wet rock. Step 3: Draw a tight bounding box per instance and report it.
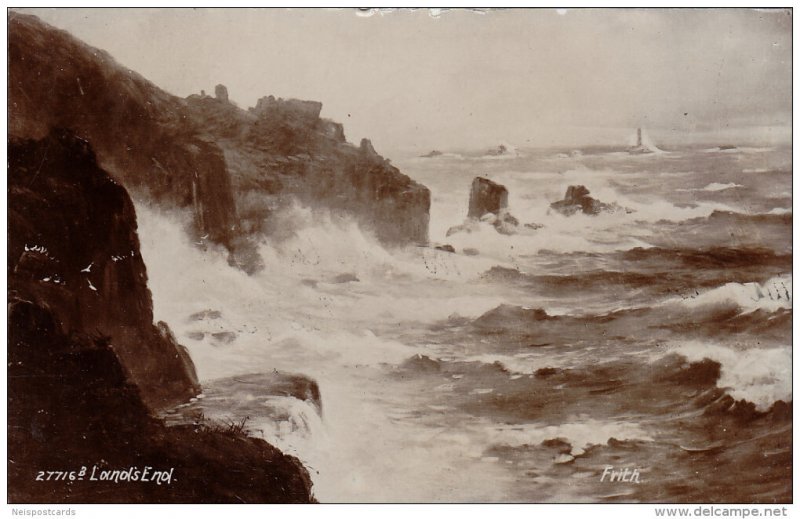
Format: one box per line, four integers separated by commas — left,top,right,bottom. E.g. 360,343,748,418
189,309,223,321
211,331,237,344
446,219,480,237
535,367,561,378
468,177,509,219
213,372,323,414
447,177,521,236
480,266,529,284
550,185,623,216
473,304,550,330
485,144,514,157
399,354,442,374
542,438,573,454
651,354,721,387
435,244,456,253
494,212,520,235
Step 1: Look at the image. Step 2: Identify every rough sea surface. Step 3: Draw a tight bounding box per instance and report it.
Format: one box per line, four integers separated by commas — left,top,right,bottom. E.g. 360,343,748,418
138,144,791,503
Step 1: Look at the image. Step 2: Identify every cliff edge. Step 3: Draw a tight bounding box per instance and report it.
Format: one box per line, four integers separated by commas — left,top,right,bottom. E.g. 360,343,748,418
8,130,315,503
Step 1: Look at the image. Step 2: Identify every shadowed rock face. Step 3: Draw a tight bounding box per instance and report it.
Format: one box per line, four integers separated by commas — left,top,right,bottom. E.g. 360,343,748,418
468,177,509,219
9,13,430,253
8,129,200,410
7,130,315,504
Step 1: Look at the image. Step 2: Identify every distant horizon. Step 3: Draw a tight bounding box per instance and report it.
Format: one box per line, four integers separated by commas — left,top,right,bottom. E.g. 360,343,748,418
391,125,791,157
14,8,792,155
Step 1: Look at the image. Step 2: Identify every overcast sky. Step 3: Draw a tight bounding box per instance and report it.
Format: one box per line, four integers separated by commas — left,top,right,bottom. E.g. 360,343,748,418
19,8,792,153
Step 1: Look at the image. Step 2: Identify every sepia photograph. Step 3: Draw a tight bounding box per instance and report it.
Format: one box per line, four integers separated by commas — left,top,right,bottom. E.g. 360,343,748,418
6,6,793,509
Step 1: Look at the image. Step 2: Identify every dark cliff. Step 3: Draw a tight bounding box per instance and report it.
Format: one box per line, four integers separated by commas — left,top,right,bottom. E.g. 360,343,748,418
7,131,315,503
9,129,199,410
9,13,430,254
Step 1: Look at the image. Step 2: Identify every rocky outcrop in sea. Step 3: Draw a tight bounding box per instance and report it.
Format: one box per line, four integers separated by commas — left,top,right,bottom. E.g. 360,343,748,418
447,177,523,236
549,185,628,216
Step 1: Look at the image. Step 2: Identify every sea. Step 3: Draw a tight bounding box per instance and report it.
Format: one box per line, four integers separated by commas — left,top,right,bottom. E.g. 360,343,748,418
135,142,792,503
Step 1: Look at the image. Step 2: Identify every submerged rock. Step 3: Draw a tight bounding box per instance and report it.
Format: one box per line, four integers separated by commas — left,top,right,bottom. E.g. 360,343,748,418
494,212,520,235
399,354,443,374
446,219,480,237
197,372,323,415
189,309,223,321
484,144,517,157
473,304,551,330
420,150,443,158
332,272,360,283
211,331,237,344
486,144,509,156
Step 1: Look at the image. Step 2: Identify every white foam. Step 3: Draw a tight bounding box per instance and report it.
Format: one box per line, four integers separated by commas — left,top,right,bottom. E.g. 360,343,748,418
767,207,792,215
248,395,326,458
430,166,739,262
666,342,791,411
666,275,792,313
489,419,653,456
677,182,743,192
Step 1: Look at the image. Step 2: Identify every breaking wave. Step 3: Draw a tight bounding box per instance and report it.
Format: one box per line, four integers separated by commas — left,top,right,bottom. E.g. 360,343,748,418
665,343,791,411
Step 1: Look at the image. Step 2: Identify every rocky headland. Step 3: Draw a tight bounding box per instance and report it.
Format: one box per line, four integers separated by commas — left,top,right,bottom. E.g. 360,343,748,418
9,13,431,272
